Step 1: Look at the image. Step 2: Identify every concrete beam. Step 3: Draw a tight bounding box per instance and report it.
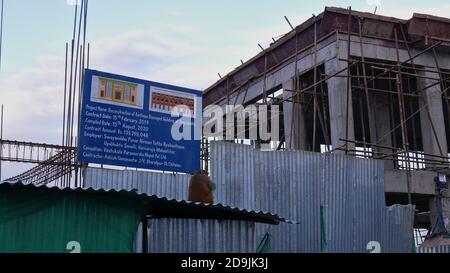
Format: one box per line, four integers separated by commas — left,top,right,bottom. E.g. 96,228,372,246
343,34,450,70
384,169,436,195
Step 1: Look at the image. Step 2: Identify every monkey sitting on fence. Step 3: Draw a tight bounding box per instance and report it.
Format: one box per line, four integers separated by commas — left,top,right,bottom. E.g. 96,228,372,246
188,170,216,204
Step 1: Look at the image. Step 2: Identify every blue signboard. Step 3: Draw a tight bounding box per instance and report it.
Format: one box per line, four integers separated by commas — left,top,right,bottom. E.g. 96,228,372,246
78,69,202,174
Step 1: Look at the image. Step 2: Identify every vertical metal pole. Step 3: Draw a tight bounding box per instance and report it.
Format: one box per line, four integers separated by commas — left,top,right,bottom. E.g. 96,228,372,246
394,29,412,204
67,2,78,148
288,27,299,149
345,7,352,154
77,45,83,139
82,0,88,62
78,0,88,148
319,73,331,151
406,75,420,168
225,77,230,140
69,1,83,187
356,64,367,158
65,39,75,187
358,18,376,147
387,70,398,168
205,137,209,172
312,15,318,152
201,137,204,170
314,98,329,152
71,1,84,148
87,43,90,69
74,43,83,188
74,147,78,188
262,53,268,104
62,43,68,187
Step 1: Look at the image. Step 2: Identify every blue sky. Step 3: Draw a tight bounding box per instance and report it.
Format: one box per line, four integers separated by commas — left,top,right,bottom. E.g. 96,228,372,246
0,0,449,178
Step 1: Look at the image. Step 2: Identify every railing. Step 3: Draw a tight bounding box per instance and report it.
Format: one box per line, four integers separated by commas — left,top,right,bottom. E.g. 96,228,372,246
0,139,81,186
0,139,77,166
337,138,450,171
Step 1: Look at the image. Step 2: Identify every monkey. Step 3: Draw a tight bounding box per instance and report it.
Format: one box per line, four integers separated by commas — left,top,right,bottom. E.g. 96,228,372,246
188,169,216,204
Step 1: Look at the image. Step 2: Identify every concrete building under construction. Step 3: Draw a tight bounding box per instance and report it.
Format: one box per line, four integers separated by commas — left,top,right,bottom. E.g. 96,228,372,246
1,5,450,252
203,7,450,237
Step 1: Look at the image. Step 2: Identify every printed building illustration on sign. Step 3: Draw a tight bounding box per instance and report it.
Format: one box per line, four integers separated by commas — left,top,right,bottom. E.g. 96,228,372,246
90,76,144,109
98,78,138,106
150,88,195,117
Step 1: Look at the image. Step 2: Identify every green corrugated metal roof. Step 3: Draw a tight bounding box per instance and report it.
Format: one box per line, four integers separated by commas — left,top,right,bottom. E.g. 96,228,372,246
0,182,293,224
0,182,294,253
0,182,145,253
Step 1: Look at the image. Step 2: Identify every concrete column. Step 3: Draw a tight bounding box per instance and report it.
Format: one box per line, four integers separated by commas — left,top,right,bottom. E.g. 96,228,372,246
283,79,308,150
372,94,395,170
418,70,450,236
419,70,448,165
325,57,355,153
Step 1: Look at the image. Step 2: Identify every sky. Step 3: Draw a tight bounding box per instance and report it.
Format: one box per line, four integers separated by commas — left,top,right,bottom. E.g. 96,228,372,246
0,0,449,178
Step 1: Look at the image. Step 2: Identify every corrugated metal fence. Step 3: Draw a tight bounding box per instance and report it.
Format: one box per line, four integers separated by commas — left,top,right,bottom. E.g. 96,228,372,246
83,169,189,200
83,168,257,253
210,142,415,253
83,141,415,253
135,219,257,253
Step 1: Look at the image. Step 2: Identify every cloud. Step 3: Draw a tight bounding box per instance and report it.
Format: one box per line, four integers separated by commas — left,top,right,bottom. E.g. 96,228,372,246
0,54,65,143
88,28,261,89
0,26,257,148
89,29,209,81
